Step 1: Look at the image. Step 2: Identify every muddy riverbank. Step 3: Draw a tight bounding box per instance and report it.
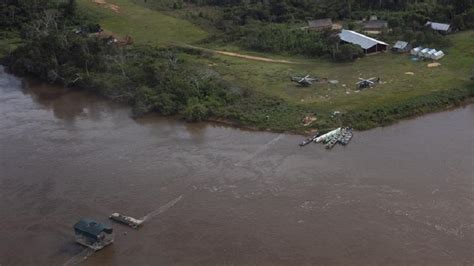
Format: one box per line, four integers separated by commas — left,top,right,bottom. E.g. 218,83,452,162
0,67,473,265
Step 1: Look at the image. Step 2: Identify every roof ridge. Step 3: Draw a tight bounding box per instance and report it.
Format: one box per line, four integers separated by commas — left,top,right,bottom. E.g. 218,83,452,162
341,29,388,46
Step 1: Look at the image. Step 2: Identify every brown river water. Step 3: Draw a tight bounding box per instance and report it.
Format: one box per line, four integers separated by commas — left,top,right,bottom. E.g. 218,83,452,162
0,66,473,265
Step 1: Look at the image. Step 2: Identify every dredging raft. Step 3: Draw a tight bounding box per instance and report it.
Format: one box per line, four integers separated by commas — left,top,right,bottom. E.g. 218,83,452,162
73,219,114,250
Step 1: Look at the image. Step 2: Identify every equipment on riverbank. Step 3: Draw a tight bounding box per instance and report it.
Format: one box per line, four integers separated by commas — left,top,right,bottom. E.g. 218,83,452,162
312,127,353,149
299,131,319,147
356,77,379,89
73,219,114,250
291,75,319,86
109,213,144,229
315,128,341,143
339,128,353,145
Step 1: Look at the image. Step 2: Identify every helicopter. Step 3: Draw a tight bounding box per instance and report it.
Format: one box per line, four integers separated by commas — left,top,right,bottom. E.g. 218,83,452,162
356,77,380,89
291,75,319,86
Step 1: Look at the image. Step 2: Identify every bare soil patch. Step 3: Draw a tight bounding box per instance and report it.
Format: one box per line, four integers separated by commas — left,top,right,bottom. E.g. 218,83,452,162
92,0,121,13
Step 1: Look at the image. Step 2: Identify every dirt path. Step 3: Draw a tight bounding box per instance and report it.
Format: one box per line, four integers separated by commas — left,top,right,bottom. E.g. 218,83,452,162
180,44,298,64
213,51,296,64
92,0,120,13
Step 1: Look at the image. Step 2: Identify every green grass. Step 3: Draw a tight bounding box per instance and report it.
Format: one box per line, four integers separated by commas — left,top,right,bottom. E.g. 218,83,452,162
77,0,208,46
191,30,473,115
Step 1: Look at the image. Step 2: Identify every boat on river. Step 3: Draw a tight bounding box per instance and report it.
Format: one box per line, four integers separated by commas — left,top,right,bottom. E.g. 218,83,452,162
325,136,339,149
109,213,144,229
315,128,341,143
339,127,353,145
299,131,319,147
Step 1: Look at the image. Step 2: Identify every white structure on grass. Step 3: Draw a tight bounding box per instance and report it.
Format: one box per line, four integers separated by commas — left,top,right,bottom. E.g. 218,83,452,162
410,46,445,60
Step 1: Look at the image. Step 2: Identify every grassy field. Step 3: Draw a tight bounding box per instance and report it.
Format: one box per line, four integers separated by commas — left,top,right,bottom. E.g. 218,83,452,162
77,0,208,46
75,0,473,130
193,31,473,114
5,0,469,132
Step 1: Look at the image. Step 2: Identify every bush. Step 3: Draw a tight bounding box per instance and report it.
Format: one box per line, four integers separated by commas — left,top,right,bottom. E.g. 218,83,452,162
184,98,209,122
335,44,364,62
239,23,343,58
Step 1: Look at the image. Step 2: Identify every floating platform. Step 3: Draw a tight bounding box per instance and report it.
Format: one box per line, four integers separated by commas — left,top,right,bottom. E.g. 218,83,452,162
74,218,114,250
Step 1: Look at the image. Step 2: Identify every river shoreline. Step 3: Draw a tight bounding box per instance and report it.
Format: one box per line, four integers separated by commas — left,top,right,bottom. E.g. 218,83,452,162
3,62,473,136
207,97,474,135
1,68,473,265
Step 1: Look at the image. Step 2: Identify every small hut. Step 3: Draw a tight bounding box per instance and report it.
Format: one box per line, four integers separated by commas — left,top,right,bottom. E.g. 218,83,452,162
426,49,438,58
392,41,411,52
411,46,423,56
307,19,333,31
425,21,451,33
432,51,445,60
419,48,431,57
363,20,388,34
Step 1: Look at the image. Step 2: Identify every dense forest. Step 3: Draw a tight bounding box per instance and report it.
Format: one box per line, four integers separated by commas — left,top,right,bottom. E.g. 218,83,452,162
136,0,473,58
0,0,247,121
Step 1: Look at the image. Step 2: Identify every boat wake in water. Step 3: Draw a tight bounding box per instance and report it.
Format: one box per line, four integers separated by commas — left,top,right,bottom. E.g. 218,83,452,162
235,134,284,166
141,195,183,222
63,196,183,264
63,248,95,266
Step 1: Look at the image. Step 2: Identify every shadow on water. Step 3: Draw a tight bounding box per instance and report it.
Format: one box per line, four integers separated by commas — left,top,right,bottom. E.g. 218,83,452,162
21,78,126,123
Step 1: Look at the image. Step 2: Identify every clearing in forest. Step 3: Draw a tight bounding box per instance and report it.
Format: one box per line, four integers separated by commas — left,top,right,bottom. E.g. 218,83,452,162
192,31,473,113
77,0,208,46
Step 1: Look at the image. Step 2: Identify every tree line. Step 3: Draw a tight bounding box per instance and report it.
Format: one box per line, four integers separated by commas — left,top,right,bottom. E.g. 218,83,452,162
1,0,247,121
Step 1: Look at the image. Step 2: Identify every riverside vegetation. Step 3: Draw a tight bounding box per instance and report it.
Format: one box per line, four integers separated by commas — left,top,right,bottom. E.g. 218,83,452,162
1,0,473,133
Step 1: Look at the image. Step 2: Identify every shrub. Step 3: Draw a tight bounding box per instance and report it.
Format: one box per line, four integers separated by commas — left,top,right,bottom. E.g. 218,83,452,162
335,44,364,62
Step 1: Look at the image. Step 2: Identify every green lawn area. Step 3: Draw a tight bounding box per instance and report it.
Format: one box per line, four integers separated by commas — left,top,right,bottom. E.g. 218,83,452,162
192,30,473,114
76,0,472,116
77,0,208,46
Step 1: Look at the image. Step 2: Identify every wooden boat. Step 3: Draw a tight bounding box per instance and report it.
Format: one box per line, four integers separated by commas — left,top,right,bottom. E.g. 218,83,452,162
299,131,319,147
109,213,144,229
339,128,353,145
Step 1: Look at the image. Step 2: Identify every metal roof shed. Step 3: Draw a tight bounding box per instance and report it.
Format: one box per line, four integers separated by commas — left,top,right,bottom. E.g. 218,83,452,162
420,48,431,57
411,46,423,55
426,49,437,58
432,51,445,60
339,29,389,54
425,21,451,32
393,41,410,52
